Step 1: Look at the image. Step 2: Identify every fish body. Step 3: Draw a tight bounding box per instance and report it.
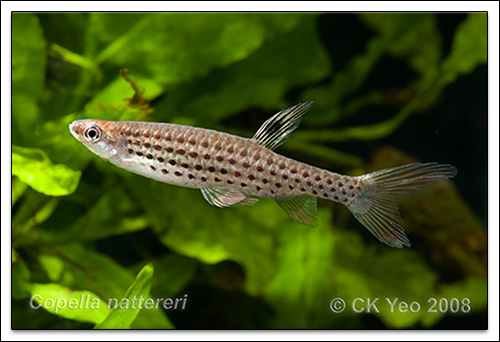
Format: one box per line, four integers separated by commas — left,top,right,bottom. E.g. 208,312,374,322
70,102,457,248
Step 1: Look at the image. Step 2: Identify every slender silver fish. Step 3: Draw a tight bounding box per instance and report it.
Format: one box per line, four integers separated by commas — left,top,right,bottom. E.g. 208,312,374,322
69,102,457,248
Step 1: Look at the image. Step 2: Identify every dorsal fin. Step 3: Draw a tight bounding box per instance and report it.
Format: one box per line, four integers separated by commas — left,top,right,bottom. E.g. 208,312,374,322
252,102,312,150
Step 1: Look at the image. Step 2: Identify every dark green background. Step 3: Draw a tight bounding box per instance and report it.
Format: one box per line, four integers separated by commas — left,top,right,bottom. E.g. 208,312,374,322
12,12,487,329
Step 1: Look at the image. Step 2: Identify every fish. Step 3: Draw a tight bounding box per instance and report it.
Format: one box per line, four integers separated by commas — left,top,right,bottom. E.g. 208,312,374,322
69,102,457,248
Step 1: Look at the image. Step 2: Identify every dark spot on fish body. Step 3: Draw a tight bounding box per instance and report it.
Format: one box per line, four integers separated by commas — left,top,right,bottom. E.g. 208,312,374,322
275,183,282,188
330,188,336,192
240,151,247,157
153,145,162,151
256,186,261,191
315,176,321,181
270,190,275,195
136,151,143,156
307,181,312,186
227,180,233,184
241,183,247,187
334,196,339,200
262,179,269,184
208,167,215,172
201,142,209,148
312,190,318,195
248,175,255,180
150,166,156,171
216,156,224,162
157,157,164,163
323,193,328,197
333,175,340,181
126,138,132,144
146,154,153,159
165,136,172,142
201,177,207,182
349,185,354,190
144,132,150,138
270,171,276,176
177,149,186,155
128,148,134,154
203,154,210,160
194,165,202,171
215,177,221,182
343,198,348,203
342,190,347,195
229,159,236,165
234,172,241,177
327,179,332,185
301,188,306,192
188,174,194,179
189,140,196,145
177,138,184,143
181,163,189,168
166,147,174,153
256,166,264,172
169,159,176,166
214,144,221,151
189,152,198,158
288,185,293,190
338,183,343,187
303,172,309,178
282,175,288,180
295,179,300,183
133,131,140,137
290,169,297,174
220,168,228,174
154,133,161,140
319,185,324,190
161,169,168,174
227,147,234,153
279,164,286,170
125,130,132,136
242,162,250,168
253,154,260,161
267,159,273,165
134,140,141,146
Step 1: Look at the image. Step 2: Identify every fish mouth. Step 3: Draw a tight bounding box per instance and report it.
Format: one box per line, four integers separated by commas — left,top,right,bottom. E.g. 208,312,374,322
69,121,83,139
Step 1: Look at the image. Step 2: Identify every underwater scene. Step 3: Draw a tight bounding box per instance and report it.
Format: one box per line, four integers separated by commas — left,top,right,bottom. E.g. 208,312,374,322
11,12,487,330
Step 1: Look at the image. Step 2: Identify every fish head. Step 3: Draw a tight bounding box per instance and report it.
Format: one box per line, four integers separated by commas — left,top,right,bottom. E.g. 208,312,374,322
69,119,123,160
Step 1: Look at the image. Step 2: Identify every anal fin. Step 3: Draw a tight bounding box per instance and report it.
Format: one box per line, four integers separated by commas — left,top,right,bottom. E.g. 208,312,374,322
201,188,258,208
274,195,317,226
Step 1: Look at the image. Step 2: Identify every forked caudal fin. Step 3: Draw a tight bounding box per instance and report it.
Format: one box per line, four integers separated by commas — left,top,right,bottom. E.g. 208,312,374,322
347,163,457,248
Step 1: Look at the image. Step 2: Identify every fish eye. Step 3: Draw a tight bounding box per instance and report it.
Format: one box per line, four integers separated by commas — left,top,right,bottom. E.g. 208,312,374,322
84,125,101,143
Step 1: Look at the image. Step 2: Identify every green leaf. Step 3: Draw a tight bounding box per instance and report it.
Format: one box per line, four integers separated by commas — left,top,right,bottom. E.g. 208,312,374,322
12,250,31,300
12,13,47,144
90,13,302,85
29,283,110,324
153,14,330,124
39,243,174,329
95,264,154,329
12,145,81,196
440,13,487,84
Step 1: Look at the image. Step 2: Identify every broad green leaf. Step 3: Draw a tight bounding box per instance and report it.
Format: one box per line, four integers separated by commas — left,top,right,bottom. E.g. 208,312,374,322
153,14,329,124
96,264,155,329
12,250,31,300
29,283,110,324
440,13,487,85
12,145,81,196
12,13,46,144
39,243,173,329
90,13,302,85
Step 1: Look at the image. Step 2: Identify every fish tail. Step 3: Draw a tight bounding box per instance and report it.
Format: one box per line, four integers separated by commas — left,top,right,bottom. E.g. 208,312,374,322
347,162,457,248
